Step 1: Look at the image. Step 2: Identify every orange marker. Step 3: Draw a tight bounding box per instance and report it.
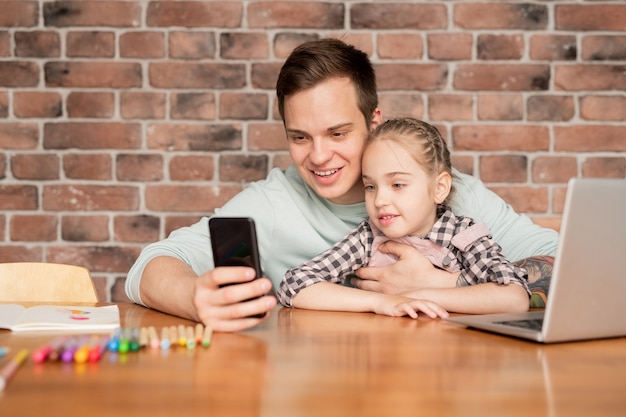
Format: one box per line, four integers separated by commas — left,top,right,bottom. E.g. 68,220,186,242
195,323,204,344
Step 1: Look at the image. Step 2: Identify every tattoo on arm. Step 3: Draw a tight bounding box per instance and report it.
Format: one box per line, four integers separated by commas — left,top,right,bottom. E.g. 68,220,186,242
514,256,555,308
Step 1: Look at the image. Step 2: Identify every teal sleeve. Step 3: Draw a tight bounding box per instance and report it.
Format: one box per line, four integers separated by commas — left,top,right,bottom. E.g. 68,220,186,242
449,170,559,261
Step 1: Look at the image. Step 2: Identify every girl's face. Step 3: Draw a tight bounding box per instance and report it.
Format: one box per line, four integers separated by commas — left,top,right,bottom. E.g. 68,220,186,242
362,140,450,238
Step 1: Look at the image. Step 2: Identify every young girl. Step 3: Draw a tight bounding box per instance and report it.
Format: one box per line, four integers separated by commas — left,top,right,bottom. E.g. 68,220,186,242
277,117,530,319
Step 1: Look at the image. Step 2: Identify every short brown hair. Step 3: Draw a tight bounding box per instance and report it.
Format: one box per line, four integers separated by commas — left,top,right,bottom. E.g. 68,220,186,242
276,38,378,127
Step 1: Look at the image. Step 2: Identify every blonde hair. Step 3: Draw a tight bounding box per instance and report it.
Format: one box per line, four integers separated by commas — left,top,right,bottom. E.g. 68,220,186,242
368,117,455,203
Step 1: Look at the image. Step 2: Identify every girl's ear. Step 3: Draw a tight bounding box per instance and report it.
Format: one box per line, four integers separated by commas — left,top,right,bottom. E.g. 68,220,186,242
434,172,452,204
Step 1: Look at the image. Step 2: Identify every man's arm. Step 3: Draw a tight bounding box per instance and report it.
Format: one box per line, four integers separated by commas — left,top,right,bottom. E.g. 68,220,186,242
514,256,555,308
140,256,276,332
139,256,202,321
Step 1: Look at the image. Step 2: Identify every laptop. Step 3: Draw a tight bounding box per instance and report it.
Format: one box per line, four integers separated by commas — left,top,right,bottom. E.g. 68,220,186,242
445,178,626,343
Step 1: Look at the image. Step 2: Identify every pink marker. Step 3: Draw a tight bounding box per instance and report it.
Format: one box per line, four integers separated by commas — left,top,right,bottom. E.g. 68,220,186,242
32,336,67,363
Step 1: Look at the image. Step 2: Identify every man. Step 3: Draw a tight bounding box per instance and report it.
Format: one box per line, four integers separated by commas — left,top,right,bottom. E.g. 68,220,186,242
126,39,558,331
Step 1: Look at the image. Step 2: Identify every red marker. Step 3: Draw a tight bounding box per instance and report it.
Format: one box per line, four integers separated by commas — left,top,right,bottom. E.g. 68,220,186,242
88,337,109,362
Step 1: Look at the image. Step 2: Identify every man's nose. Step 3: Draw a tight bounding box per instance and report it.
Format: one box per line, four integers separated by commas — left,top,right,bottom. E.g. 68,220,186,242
308,138,333,165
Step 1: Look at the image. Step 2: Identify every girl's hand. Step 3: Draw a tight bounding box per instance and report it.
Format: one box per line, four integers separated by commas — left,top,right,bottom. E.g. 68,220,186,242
374,295,449,319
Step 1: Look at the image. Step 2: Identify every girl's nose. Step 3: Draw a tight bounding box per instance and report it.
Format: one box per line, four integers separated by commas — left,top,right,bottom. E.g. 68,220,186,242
374,189,389,207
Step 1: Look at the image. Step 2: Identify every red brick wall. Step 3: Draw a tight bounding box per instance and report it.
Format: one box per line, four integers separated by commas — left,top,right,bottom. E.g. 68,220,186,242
1,1,625,301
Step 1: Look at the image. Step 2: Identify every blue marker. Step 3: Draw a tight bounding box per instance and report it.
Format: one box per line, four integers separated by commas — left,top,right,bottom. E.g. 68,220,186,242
160,327,171,350
0,347,9,357
107,328,121,352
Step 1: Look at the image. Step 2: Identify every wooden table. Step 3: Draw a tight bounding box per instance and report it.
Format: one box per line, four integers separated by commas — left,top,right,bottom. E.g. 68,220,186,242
1,303,625,417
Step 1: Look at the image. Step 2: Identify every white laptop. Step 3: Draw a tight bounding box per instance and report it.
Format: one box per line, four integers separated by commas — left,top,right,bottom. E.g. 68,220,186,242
445,178,626,343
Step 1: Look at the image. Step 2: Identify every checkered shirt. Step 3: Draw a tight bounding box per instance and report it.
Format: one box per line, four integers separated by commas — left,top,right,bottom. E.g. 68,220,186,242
277,205,529,307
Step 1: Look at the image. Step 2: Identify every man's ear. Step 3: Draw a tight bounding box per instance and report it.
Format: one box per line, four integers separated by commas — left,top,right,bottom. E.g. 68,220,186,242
369,108,382,131
434,172,452,204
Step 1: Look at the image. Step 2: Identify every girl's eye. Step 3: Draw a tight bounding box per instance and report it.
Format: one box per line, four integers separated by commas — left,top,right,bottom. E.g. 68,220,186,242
364,184,374,192
392,183,405,189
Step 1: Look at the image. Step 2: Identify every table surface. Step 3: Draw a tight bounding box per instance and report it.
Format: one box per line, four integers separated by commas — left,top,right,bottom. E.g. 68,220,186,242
1,303,625,417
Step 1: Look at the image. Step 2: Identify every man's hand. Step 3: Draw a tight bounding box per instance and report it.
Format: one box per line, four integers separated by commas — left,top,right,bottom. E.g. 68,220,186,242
351,241,458,295
193,266,277,332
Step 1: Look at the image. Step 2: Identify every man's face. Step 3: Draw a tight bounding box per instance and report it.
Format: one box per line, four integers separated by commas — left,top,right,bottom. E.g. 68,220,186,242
283,77,381,205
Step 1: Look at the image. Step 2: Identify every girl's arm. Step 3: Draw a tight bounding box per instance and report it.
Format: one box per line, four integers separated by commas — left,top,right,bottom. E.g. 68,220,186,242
277,222,372,307
293,282,449,319
405,282,529,314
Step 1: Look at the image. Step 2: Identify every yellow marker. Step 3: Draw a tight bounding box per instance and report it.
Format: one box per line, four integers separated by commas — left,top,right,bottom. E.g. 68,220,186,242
178,325,187,347
0,349,29,391
75,335,97,363
73,343,91,363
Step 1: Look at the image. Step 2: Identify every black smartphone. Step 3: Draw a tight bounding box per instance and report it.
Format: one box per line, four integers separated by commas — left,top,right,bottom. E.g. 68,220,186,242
209,217,266,318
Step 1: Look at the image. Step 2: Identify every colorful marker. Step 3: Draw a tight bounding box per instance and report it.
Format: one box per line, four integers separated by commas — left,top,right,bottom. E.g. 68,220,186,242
139,327,149,349
148,326,160,349
118,328,130,354
195,323,204,345
202,325,213,348
87,336,109,363
74,337,93,363
0,347,9,358
32,337,67,363
178,325,187,347
186,326,196,349
48,340,65,362
107,328,121,352
0,349,29,391
169,326,178,347
61,338,80,363
129,328,140,352
160,327,171,350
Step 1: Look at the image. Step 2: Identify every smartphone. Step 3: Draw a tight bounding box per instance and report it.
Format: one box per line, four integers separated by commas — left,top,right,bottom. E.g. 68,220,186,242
209,217,265,318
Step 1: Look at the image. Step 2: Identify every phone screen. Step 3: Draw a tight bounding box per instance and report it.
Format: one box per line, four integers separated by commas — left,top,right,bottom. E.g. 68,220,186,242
209,217,266,318
209,217,262,277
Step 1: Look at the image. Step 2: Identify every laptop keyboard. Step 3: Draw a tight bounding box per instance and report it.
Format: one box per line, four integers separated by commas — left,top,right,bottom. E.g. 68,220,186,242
495,318,544,331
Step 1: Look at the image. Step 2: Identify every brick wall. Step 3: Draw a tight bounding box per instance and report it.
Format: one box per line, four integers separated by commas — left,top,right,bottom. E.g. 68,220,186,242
1,1,625,302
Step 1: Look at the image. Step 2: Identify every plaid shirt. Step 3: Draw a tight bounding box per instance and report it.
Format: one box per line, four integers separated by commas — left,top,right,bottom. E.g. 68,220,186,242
278,205,529,307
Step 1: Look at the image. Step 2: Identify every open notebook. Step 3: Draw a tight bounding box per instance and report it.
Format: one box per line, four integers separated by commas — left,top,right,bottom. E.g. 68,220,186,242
0,304,120,332
445,178,626,343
